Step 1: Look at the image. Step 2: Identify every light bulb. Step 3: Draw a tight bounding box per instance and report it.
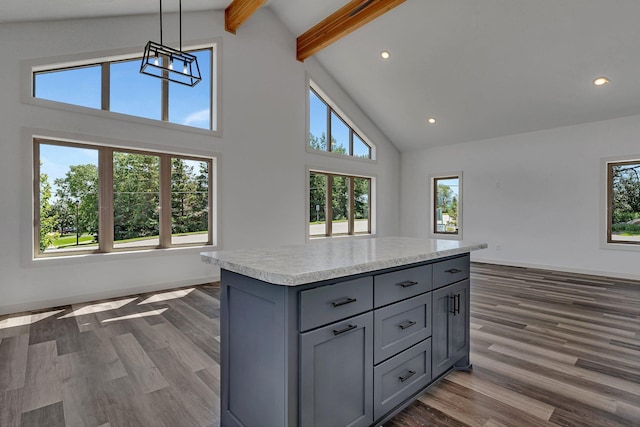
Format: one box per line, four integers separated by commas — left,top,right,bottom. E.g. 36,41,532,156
593,77,609,86
380,51,390,59
169,59,174,70
427,117,436,124
183,63,188,74
153,56,159,66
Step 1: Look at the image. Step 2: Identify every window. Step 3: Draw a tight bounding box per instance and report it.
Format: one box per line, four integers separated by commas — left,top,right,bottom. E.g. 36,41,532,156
309,171,371,238
607,160,640,245
431,173,462,238
308,87,372,159
33,48,214,130
35,139,214,257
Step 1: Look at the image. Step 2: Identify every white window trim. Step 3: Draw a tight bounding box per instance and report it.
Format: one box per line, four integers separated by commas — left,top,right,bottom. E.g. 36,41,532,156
21,38,222,137
306,75,377,162
428,172,463,241
23,127,220,266
600,155,640,252
305,165,377,242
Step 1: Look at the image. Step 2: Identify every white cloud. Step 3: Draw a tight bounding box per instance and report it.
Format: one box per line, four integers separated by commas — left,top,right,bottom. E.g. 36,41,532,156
183,108,210,126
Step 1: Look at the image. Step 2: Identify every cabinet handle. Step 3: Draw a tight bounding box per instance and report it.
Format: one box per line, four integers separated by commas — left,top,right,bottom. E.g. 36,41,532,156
332,297,357,307
399,320,417,330
445,268,462,274
332,324,357,336
397,280,419,288
399,370,416,383
455,293,461,315
449,295,456,315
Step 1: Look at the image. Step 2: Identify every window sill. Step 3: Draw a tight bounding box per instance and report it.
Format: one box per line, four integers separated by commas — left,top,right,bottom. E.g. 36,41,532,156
29,244,217,268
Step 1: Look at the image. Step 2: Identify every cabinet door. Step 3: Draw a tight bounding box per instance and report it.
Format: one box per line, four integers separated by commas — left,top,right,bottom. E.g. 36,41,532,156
449,279,470,365
300,312,373,427
431,279,470,379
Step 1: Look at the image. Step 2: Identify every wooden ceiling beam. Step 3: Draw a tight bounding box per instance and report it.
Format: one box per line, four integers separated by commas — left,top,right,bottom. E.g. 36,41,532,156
225,0,267,34
296,0,405,62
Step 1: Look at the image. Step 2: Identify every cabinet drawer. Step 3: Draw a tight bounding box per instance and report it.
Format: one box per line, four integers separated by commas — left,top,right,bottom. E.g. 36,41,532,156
432,255,469,289
299,276,373,332
373,338,432,421
373,293,432,364
374,265,432,308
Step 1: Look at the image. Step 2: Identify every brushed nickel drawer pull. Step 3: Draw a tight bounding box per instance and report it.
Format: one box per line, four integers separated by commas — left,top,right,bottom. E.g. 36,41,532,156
399,320,417,330
333,324,357,336
399,370,416,382
397,280,419,288
445,268,462,274
332,297,357,307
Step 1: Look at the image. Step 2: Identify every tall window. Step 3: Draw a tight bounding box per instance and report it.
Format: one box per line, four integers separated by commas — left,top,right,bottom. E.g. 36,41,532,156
308,87,372,159
33,48,214,130
309,171,371,238
35,139,214,257
607,160,640,245
432,174,462,238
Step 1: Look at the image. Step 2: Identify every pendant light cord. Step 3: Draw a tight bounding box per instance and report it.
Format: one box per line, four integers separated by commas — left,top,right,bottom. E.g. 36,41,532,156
159,0,163,45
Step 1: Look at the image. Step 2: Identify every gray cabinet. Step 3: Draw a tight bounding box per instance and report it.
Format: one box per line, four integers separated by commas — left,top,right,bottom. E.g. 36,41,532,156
219,254,471,427
300,313,374,427
431,279,470,379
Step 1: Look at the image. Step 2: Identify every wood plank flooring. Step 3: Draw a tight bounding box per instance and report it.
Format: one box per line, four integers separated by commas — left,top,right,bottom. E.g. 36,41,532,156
386,264,640,427
0,263,638,426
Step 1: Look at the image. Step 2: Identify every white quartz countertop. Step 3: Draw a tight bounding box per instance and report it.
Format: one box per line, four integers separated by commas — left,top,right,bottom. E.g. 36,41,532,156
201,237,487,286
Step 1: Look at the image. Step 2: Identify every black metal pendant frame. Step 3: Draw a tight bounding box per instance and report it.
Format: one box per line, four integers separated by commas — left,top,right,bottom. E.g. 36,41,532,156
139,0,201,87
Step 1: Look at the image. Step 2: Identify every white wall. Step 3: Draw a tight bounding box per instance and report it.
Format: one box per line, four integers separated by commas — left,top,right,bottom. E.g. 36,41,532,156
0,9,401,314
401,115,640,280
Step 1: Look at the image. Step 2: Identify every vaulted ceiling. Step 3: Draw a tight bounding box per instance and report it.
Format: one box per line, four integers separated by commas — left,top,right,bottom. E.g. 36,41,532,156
2,0,640,151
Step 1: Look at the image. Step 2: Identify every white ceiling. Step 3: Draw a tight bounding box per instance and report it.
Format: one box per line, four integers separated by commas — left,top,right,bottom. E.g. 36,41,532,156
2,0,640,151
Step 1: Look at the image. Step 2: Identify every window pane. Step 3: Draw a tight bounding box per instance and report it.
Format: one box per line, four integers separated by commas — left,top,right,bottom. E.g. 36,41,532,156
34,65,101,109
331,175,349,235
113,152,160,249
310,173,327,237
38,143,99,255
610,162,640,244
110,59,161,120
169,49,211,130
353,178,370,234
330,112,349,154
353,133,371,159
309,90,328,151
172,158,210,245
434,177,459,234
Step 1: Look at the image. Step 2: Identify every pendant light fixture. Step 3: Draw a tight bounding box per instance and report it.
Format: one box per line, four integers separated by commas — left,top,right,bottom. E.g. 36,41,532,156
140,0,202,87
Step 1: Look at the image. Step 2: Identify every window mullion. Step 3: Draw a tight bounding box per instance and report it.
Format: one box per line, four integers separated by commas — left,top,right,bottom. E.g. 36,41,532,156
162,56,169,122
159,155,172,247
348,176,354,235
99,147,114,252
326,174,333,237
101,62,110,111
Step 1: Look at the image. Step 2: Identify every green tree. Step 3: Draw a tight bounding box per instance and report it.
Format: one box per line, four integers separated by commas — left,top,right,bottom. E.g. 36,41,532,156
39,172,59,251
171,159,209,235
612,163,640,224
310,173,327,223
113,152,159,241
54,164,99,237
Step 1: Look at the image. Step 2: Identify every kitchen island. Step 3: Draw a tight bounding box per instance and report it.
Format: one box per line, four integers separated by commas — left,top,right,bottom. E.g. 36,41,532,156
202,237,487,427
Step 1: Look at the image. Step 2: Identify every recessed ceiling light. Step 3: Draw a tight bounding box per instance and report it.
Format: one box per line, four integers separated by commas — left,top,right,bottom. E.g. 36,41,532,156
593,77,610,86
427,117,436,124
380,51,390,60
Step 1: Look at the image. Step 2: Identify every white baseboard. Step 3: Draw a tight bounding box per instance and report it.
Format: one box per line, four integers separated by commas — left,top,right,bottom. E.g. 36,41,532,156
0,275,220,316
471,256,640,282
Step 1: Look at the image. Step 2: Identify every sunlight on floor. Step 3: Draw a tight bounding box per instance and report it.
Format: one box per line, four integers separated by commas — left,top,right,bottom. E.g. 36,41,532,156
101,308,168,323
138,288,195,304
0,309,65,329
59,297,138,318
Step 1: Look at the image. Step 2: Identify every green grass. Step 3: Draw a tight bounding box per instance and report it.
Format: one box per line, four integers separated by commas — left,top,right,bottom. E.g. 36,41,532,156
54,234,96,248
53,230,208,248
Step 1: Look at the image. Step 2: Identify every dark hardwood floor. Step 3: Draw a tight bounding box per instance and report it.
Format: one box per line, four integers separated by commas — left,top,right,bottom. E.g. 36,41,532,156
1,263,638,426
